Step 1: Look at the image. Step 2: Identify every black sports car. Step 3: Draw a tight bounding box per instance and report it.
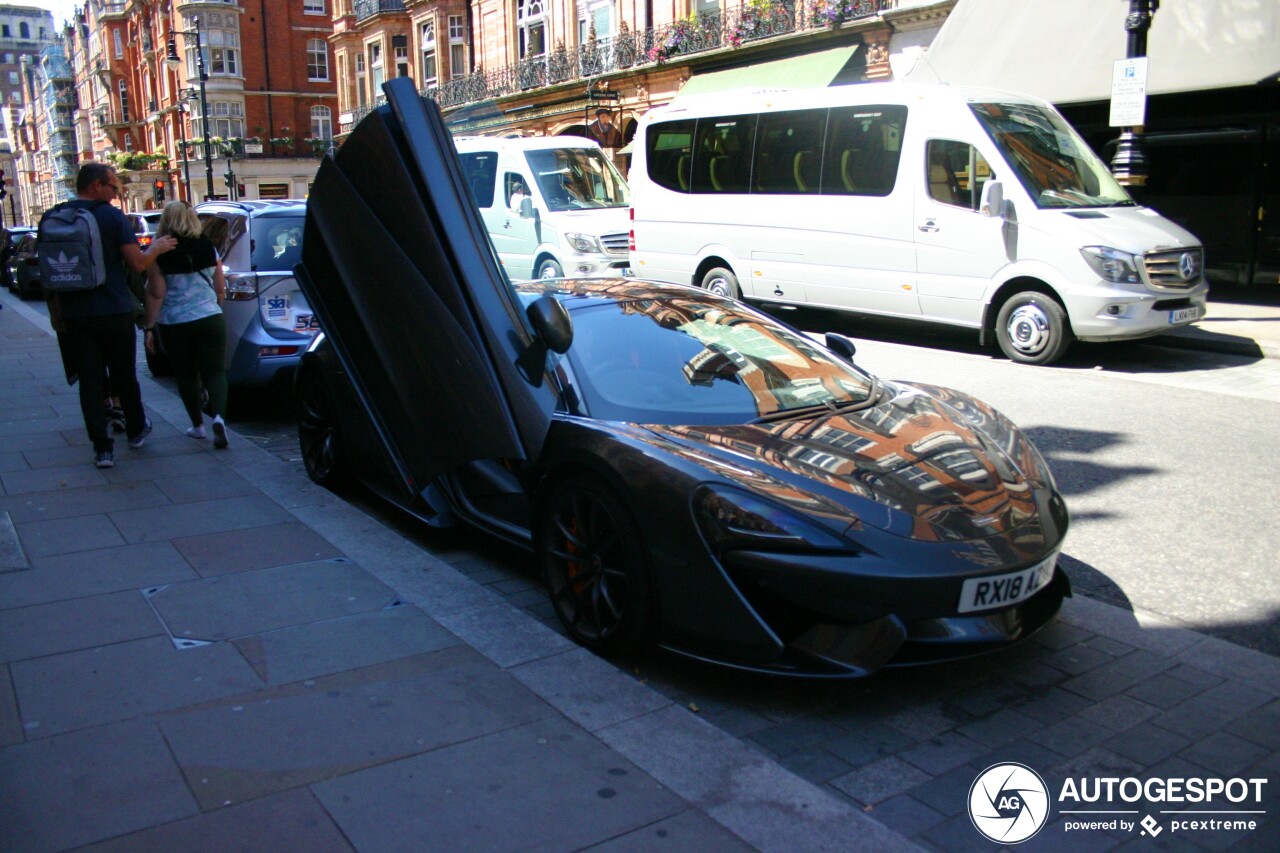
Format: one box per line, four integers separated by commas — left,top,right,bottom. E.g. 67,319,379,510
294,78,1070,677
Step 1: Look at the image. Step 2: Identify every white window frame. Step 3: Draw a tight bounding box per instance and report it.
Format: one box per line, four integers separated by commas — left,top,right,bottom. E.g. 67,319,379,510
307,38,329,81
517,0,547,59
448,15,465,79
420,21,437,87
303,0,326,14
113,29,123,59
311,105,332,140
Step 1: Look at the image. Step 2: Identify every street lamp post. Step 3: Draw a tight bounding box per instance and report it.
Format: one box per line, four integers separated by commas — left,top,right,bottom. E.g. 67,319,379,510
166,19,215,201
173,92,194,202
1110,0,1160,187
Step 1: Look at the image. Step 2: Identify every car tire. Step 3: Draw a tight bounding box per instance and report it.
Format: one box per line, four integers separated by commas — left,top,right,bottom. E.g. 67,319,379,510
297,369,351,490
995,291,1073,365
701,266,741,300
537,258,564,279
538,474,654,656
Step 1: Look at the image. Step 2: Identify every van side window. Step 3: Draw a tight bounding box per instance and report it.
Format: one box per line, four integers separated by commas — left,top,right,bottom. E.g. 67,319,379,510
646,120,695,193
822,105,907,196
754,109,826,195
457,151,498,208
926,139,993,210
692,115,756,194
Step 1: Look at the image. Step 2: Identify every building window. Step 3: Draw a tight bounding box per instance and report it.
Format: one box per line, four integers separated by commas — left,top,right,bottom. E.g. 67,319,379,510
307,38,329,81
577,0,612,42
259,182,289,199
7,72,16,86
303,0,326,14
355,52,365,107
311,105,332,140
394,36,408,78
118,79,129,122
369,42,383,100
19,22,29,39
448,15,465,79
517,0,547,59
113,29,123,59
3,53,12,64
208,100,245,138
1,27,9,39
187,16,240,77
420,22,437,87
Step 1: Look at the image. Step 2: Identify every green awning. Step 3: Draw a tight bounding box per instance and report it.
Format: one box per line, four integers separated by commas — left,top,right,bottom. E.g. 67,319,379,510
674,45,861,101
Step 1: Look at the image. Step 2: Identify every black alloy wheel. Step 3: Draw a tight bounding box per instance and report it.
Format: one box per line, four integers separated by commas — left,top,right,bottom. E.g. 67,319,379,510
539,475,653,656
297,369,349,490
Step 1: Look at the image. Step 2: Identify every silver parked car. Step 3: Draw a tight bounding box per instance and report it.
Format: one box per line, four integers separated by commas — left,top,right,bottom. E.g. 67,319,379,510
149,199,315,387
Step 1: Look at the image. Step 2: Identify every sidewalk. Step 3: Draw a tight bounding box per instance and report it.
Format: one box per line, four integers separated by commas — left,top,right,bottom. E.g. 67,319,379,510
1,289,1277,853
1153,290,1280,359
0,295,922,852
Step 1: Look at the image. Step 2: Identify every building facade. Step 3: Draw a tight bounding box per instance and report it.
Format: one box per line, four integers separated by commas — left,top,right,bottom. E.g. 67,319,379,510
330,1,954,154
0,4,57,227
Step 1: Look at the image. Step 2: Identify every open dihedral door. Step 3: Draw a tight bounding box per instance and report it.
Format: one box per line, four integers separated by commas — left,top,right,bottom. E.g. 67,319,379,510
296,77,559,497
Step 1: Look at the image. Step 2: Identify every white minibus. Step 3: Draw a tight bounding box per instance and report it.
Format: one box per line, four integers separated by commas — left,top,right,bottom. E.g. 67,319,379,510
455,135,631,280
629,83,1208,365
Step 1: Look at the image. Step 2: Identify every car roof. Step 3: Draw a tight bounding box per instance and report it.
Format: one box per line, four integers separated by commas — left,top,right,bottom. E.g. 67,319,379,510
196,199,308,217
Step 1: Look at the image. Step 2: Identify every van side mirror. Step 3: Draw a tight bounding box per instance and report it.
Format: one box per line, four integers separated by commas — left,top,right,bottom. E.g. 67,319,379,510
825,332,857,362
519,197,535,219
979,180,1004,217
527,294,573,354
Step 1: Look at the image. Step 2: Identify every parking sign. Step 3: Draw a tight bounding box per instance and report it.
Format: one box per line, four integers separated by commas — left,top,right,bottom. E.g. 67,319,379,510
1110,57,1148,127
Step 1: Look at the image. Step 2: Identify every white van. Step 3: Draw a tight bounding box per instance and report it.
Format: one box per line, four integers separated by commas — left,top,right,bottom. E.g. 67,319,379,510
629,83,1208,365
454,135,631,280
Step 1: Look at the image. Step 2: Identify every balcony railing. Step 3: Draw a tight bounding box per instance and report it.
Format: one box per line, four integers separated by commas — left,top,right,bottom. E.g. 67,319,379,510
343,0,886,130
354,0,406,22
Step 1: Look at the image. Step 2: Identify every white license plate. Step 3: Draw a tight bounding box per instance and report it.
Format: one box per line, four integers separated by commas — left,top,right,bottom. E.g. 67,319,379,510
1169,306,1202,324
958,554,1058,614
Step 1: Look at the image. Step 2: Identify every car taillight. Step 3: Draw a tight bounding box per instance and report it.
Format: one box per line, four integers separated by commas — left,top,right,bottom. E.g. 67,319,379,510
258,345,300,357
225,272,258,301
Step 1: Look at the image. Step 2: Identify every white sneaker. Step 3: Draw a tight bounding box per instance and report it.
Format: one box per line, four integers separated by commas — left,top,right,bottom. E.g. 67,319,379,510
186,425,206,439
212,415,228,449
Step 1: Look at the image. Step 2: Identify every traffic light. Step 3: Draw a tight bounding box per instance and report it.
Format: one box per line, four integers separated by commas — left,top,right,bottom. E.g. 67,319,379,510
153,180,165,204
224,171,234,188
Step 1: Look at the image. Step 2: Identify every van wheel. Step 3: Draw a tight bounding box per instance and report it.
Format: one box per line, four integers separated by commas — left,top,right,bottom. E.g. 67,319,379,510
537,259,564,279
701,266,740,300
995,292,1073,365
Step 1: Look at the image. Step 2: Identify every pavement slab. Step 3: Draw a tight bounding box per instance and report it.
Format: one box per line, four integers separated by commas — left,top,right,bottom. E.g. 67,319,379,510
0,540,198,609
0,588,162,663
171,519,343,577
313,714,687,853
159,649,554,810
144,557,397,642
0,718,199,853
10,635,263,737
69,788,355,853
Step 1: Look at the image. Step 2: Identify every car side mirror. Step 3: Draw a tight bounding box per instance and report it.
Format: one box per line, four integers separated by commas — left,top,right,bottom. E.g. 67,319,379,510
519,197,535,219
825,332,857,362
527,294,573,354
979,180,1004,217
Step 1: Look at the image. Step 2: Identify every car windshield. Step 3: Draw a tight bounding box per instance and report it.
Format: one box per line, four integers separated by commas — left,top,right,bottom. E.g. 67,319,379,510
524,147,629,212
970,101,1133,209
561,296,874,424
250,215,305,271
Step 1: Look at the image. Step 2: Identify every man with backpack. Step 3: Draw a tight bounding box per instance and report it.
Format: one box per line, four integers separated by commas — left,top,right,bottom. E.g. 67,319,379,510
41,162,176,469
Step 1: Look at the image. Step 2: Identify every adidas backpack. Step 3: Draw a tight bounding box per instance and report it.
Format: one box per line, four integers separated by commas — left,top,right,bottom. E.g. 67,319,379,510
39,202,107,292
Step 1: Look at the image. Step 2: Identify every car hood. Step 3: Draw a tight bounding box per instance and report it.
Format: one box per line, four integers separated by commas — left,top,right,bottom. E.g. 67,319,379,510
1036,205,1201,254
643,382,1057,545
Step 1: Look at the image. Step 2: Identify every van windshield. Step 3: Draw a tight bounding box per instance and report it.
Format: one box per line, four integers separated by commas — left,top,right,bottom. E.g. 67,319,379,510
524,147,630,212
971,102,1134,209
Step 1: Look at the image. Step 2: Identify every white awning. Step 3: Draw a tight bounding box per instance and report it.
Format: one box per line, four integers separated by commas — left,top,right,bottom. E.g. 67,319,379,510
902,0,1280,104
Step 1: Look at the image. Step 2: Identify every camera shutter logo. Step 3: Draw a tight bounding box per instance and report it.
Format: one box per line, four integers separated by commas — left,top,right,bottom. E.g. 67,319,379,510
969,763,1051,844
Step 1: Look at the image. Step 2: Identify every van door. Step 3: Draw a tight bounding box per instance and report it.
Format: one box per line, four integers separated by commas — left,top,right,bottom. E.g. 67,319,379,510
461,152,537,280
914,139,1007,324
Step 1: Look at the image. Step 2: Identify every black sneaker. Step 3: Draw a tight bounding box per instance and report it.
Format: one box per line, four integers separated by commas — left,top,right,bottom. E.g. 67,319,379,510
94,450,114,469
127,417,153,449
107,407,127,433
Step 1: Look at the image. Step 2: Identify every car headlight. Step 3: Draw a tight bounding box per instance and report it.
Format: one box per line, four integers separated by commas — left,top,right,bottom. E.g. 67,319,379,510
694,485,850,553
564,232,603,254
1080,246,1140,284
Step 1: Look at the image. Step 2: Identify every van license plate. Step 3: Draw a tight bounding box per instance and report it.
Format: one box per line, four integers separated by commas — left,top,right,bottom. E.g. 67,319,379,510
958,554,1057,614
1169,306,1201,324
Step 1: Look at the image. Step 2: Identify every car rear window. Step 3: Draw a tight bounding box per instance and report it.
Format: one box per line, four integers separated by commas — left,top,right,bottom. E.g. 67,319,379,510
250,215,305,271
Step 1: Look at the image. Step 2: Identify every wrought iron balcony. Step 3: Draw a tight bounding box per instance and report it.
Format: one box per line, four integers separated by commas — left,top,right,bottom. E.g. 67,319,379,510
354,0,406,22
343,0,886,131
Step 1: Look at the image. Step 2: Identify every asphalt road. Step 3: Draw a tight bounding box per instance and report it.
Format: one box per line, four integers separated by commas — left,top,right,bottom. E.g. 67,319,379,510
200,306,1280,658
